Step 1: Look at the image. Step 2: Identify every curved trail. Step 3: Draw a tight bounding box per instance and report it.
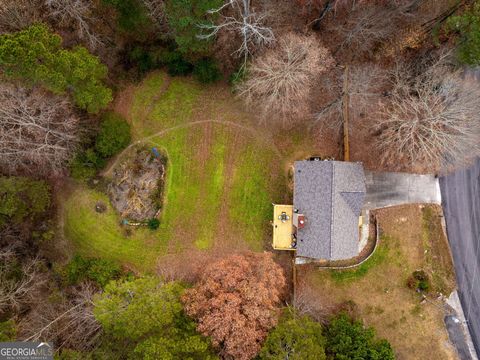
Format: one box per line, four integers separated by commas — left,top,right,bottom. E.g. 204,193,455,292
102,119,282,177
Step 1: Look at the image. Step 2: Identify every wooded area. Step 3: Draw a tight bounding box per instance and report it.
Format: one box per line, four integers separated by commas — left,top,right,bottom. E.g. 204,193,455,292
1,0,479,358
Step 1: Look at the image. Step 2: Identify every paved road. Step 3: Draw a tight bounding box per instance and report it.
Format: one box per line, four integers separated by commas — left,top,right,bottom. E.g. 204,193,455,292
364,171,441,210
445,315,472,360
440,158,480,358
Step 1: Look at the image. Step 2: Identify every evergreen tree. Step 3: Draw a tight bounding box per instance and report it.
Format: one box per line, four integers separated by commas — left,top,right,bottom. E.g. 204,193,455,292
0,24,112,113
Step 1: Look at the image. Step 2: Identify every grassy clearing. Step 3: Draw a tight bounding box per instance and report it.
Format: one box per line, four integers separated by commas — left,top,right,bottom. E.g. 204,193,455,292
64,188,168,272
304,205,457,360
63,72,285,271
130,72,202,138
329,236,391,283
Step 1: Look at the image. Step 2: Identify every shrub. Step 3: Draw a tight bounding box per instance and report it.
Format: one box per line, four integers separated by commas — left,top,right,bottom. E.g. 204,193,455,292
64,255,121,288
147,218,160,230
194,58,221,83
95,112,131,158
407,270,431,293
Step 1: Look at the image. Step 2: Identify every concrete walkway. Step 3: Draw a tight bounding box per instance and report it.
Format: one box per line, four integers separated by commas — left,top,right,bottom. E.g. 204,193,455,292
364,171,441,210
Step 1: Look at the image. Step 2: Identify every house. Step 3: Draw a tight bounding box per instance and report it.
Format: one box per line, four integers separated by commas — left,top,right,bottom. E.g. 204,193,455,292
273,160,366,261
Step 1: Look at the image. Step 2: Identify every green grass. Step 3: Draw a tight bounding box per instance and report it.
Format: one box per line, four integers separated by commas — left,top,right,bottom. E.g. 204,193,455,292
64,189,168,272
228,144,283,250
329,235,391,283
63,72,285,271
130,73,202,138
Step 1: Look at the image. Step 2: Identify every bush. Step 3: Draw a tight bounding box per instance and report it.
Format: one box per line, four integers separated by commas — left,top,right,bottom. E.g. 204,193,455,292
407,270,431,292
147,218,160,230
64,255,121,288
95,112,131,158
194,58,221,83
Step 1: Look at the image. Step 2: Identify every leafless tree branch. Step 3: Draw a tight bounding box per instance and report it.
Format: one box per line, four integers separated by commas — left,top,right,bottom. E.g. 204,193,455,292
0,84,80,176
0,250,46,314
44,0,103,49
199,0,275,64
375,58,480,171
237,33,334,124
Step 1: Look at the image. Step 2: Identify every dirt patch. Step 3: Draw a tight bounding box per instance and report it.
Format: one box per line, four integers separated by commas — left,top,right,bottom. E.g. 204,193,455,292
108,147,167,221
113,84,136,121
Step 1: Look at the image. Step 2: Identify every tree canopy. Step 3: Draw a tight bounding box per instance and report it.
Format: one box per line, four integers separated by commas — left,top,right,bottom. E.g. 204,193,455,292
93,277,217,359
183,252,287,360
0,24,112,113
325,313,395,360
447,2,480,65
165,0,222,57
259,309,326,360
0,177,50,227
95,112,131,158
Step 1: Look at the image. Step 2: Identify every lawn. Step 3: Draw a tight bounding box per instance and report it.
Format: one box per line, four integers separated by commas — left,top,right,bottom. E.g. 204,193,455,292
62,72,286,272
301,205,457,360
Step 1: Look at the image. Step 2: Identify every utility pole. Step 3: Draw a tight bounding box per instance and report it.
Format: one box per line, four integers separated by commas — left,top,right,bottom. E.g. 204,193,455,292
343,65,350,162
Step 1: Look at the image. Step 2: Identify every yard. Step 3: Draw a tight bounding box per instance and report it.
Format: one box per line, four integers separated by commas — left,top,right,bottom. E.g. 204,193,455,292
62,72,287,272
300,204,457,360
60,72,458,359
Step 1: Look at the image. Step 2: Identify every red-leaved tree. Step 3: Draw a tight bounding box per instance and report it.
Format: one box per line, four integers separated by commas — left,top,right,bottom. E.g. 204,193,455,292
182,252,287,360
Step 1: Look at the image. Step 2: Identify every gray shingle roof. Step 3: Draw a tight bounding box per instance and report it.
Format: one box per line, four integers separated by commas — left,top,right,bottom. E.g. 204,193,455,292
293,160,366,260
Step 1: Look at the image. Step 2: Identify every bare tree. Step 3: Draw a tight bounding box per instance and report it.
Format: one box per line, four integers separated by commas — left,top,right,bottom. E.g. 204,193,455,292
20,282,102,351
0,250,46,314
313,63,388,130
0,84,80,176
199,0,275,64
237,32,334,123
375,60,480,171
330,3,408,57
141,0,166,28
44,0,102,49
0,0,41,33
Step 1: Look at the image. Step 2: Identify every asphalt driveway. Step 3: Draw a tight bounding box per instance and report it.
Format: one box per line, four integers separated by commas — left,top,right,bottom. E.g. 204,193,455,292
440,158,480,358
364,171,441,210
